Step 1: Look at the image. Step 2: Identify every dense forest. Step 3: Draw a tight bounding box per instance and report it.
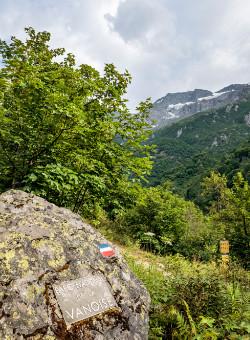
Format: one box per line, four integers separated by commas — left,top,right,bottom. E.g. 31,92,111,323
148,101,250,201
0,29,249,339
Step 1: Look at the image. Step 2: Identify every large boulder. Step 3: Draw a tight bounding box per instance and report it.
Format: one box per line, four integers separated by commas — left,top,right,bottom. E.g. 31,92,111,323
0,190,150,339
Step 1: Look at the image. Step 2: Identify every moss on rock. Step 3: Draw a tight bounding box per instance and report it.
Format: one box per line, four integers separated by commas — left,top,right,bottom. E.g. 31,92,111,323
0,190,150,339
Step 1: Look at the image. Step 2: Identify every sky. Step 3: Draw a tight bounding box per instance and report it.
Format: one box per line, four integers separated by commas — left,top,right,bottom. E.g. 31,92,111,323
1,0,250,109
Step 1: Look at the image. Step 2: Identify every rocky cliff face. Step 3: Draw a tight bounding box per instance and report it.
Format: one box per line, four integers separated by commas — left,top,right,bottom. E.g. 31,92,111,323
151,83,250,128
0,190,150,339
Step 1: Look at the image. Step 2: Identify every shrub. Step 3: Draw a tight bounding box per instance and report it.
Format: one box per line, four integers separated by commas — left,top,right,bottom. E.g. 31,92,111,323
120,185,223,260
125,250,250,339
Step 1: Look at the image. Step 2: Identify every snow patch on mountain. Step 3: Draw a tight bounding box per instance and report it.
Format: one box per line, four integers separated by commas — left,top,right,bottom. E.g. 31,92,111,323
167,111,179,118
150,84,250,128
168,101,195,109
198,90,234,102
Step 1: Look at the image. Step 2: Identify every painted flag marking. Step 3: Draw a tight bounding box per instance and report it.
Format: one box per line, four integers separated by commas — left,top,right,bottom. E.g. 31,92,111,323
98,243,115,258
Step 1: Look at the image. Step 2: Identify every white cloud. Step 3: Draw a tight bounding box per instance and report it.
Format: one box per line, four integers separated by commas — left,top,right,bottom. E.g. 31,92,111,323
0,0,250,108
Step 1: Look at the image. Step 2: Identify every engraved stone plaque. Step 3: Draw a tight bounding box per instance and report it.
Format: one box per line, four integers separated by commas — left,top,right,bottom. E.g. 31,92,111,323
53,274,118,326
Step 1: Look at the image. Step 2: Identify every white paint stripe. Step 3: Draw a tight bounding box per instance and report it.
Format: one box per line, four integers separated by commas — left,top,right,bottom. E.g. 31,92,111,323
100,247,113,252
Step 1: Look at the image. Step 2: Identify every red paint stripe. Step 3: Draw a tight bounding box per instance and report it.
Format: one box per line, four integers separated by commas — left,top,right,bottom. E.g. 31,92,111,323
101,250,115,257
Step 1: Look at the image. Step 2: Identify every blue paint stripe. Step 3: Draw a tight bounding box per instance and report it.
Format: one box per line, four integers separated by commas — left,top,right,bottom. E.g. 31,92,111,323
99,243,110,249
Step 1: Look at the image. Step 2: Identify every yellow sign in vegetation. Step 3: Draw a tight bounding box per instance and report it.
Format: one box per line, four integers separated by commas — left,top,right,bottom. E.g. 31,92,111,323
220,240,229,254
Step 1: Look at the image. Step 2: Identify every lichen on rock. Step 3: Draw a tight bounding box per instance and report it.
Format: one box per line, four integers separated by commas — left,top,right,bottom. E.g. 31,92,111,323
0,190,150,339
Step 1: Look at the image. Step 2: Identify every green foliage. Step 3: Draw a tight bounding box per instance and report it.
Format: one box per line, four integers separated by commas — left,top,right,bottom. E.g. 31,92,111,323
124,186,188,253
201,171,231,212
117,184,222,259
218,139,250,185
1,27,249,339
125,249,250,339
201,171,250,268
0,27,153,218
148,102,250,202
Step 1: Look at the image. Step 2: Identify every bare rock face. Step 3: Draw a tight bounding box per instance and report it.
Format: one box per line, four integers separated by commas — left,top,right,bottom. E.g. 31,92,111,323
151,83,250,128
0,190,150,339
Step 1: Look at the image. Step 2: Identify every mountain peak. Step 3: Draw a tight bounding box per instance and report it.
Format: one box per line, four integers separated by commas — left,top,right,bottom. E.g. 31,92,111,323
151,83,250,128
216,83,250,93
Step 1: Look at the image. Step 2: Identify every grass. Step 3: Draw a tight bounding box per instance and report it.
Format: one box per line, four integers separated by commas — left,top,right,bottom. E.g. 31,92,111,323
116,243,250,339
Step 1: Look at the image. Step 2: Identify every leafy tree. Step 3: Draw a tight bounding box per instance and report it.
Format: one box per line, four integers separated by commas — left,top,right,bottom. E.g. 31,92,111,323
201,171,250,267
201,171,231,213
118,183,220,258
0,27,153,217
218,140,250,184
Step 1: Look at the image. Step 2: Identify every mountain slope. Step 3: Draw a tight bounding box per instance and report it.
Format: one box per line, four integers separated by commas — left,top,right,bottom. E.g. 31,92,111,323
148,98,250,200
218,139,250,184
151,83,250,128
